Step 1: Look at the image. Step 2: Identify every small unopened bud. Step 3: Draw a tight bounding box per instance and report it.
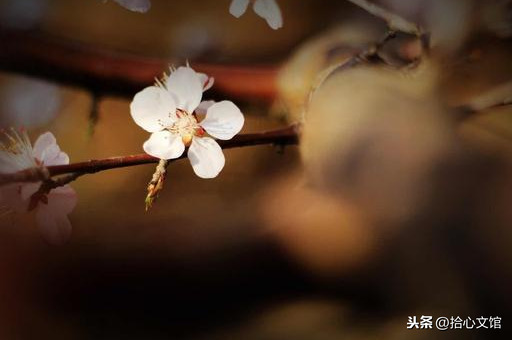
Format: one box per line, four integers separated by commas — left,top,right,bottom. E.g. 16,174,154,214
145,159,170,211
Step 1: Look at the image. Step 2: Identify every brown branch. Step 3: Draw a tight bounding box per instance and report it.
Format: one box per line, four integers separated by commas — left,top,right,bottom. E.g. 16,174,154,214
0,7,424,105
28,172,84,211
0,125,300,186
0,29,279,102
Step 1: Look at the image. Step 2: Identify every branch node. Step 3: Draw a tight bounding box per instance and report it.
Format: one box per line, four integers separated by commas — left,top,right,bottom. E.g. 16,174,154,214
29,172,82,211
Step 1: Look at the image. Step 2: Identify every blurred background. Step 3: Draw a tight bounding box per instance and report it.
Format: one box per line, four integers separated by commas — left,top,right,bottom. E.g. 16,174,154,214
0,0,511,339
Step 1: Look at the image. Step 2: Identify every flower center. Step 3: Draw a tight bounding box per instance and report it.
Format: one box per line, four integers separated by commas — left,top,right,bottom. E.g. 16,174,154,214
0,128,38,170
167,110,205,146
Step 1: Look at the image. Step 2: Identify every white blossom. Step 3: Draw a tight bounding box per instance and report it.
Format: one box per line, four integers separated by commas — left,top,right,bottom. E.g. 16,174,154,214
103,0,151,13
0,75,60,128
229,0,283,30
0,129,77,245
130,66,244,179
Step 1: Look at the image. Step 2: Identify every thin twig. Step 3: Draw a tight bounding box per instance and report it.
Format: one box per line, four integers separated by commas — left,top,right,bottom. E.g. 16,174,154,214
346,0,422,36
0,125,300,186
457,81,512,119
310,30,398,99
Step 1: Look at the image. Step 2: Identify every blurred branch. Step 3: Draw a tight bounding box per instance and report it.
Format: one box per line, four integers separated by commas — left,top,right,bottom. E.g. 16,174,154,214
313,30,399,93
313,2,430,97
329,30,396,70
346,0,422,36
0,125,300,186
0,29,278,102
458,81,512,119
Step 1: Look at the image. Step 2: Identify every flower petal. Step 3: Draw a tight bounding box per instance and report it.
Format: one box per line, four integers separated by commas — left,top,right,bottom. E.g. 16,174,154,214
187,137,225,179
253,0,283,30
113,0,151,13
130,86,177,133
196,100,216,115
0,154,23,173
40,144,69,166
36,210,72,245
229,0,250,18
197,73,215,92
20,182,39,202
32,132,69,166
44,150,69,166
49,185,77,214
143,131,185,160
35,185,77,245
32,132,56,161
165,66,203,113
201,101,245,140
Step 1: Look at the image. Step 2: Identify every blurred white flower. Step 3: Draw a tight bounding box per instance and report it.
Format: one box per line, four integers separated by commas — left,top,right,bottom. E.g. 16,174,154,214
104,0,151,13
0,75,60,129
130,66,244,179
230,0,283,30
0,129,77,245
